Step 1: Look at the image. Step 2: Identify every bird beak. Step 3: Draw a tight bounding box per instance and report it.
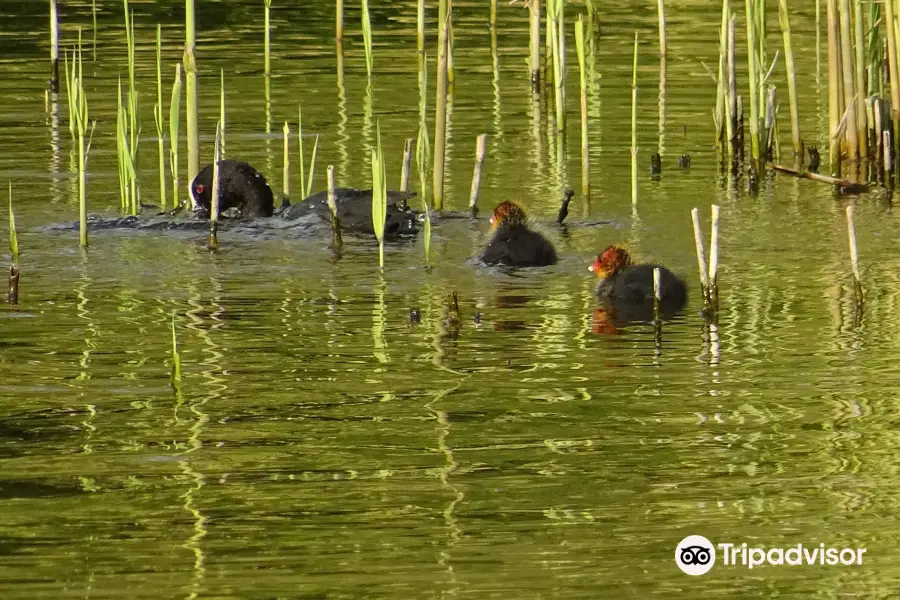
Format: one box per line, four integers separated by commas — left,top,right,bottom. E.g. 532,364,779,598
588,264,595,272
489,216,495,226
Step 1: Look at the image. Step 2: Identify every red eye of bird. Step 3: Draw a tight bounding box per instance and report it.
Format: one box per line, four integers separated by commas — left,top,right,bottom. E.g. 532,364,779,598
196,184,205,194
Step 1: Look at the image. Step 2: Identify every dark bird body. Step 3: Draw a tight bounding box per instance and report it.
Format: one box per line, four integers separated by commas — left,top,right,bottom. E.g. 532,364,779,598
480,201,557,267
280,188,418,237
190,160,275,218
590,246,687,322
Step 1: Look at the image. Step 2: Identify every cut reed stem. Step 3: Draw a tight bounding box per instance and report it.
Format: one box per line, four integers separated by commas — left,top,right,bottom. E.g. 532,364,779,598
282,122,290,200
326,165,342,247
691,207,710,298
529,0,541,90
468,134,488,217
264,0,272,76
169,64,182,208
708,204,720,312
209,121,222,250
336,0,343,42
845,204,863,301
657,0,666,59
49,0,59,92
401,138,413,193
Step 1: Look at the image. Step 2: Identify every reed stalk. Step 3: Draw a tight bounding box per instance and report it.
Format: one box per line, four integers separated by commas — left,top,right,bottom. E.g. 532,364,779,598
845,205,862,301
219,69,226,157
884,130,893,186
401,138,413,193
827,0,841,173
691,207,710,303
154,24,167,210
9,183,18,266
852,0,867,157
575,16,590,198
297,105,320,199
884,0,900,155
123,1,140,212
169,64,182,208
362,0,373,82
371,121,387,270
652,267,661,319
184,0,200,188
657,0,666,59
92,0,97,60
417,0,425,64
7,183,21,301
282,122,290,200
433,0,450,210
631,32,638,205
529,0,541,90
468,134,488,217
708,204,720,312
417,52,433,267
548,0,566,132
777,0,802,157
838,0,859,160
264,0,272,76
115,79,132,212
49,0,59,92
336,0,344,42
209,122,222,249
745,0,762,173
715,0,729,152
728,17,737,155
69,40,90,248
326,165,342,247
63,53,75,141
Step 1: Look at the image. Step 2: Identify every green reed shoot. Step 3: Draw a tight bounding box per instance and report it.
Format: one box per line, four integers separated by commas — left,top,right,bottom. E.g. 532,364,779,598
282,122,290,199
184,0,200,186
8,183,18,265
714,0,729,152
362,0,373,82
67,37,91,247
209,121,222,249
264,0,272,76
575,16,590,198
297,105,320,199
371,121,387,270
169,63,182,208
63,52,75,140
92,0,97,60
154,24,168,210
123,0,141,210
116,78,132,212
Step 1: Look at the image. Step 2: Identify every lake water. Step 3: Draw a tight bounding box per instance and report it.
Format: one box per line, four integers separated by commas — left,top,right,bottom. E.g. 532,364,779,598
1,0,898,597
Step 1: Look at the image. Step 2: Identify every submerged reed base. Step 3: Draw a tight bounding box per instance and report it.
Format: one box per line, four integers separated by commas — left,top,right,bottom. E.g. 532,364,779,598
8,266,19,305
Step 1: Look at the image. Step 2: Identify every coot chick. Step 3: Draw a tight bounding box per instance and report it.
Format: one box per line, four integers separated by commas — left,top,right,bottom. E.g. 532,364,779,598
190,160,275,218
589,245,687,320
279,188,418,237
480,201,558,267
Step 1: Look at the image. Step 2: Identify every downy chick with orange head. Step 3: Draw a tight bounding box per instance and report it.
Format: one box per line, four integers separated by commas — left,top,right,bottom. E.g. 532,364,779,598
480,201,558,267
589,245,687,313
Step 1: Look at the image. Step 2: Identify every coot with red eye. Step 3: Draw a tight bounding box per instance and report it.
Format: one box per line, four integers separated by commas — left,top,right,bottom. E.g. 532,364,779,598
190,160,275,218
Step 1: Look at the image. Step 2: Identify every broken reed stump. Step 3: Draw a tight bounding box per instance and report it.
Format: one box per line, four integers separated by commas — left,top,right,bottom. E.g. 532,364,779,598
8,266,19,304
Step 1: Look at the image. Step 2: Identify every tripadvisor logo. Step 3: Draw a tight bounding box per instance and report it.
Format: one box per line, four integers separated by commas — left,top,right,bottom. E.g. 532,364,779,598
675,536,867,575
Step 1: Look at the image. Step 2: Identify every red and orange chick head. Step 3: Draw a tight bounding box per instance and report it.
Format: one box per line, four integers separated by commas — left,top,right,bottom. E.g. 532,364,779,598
589,245,632,279
490,201,527,228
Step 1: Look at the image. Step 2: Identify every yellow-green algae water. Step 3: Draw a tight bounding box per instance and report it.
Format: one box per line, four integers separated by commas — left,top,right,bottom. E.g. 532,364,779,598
0,1,898,598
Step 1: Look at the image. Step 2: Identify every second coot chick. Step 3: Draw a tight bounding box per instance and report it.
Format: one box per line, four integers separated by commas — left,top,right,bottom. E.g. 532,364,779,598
190,160,275,218
589,245,687,319
480,201,558,267
280,188,419,237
